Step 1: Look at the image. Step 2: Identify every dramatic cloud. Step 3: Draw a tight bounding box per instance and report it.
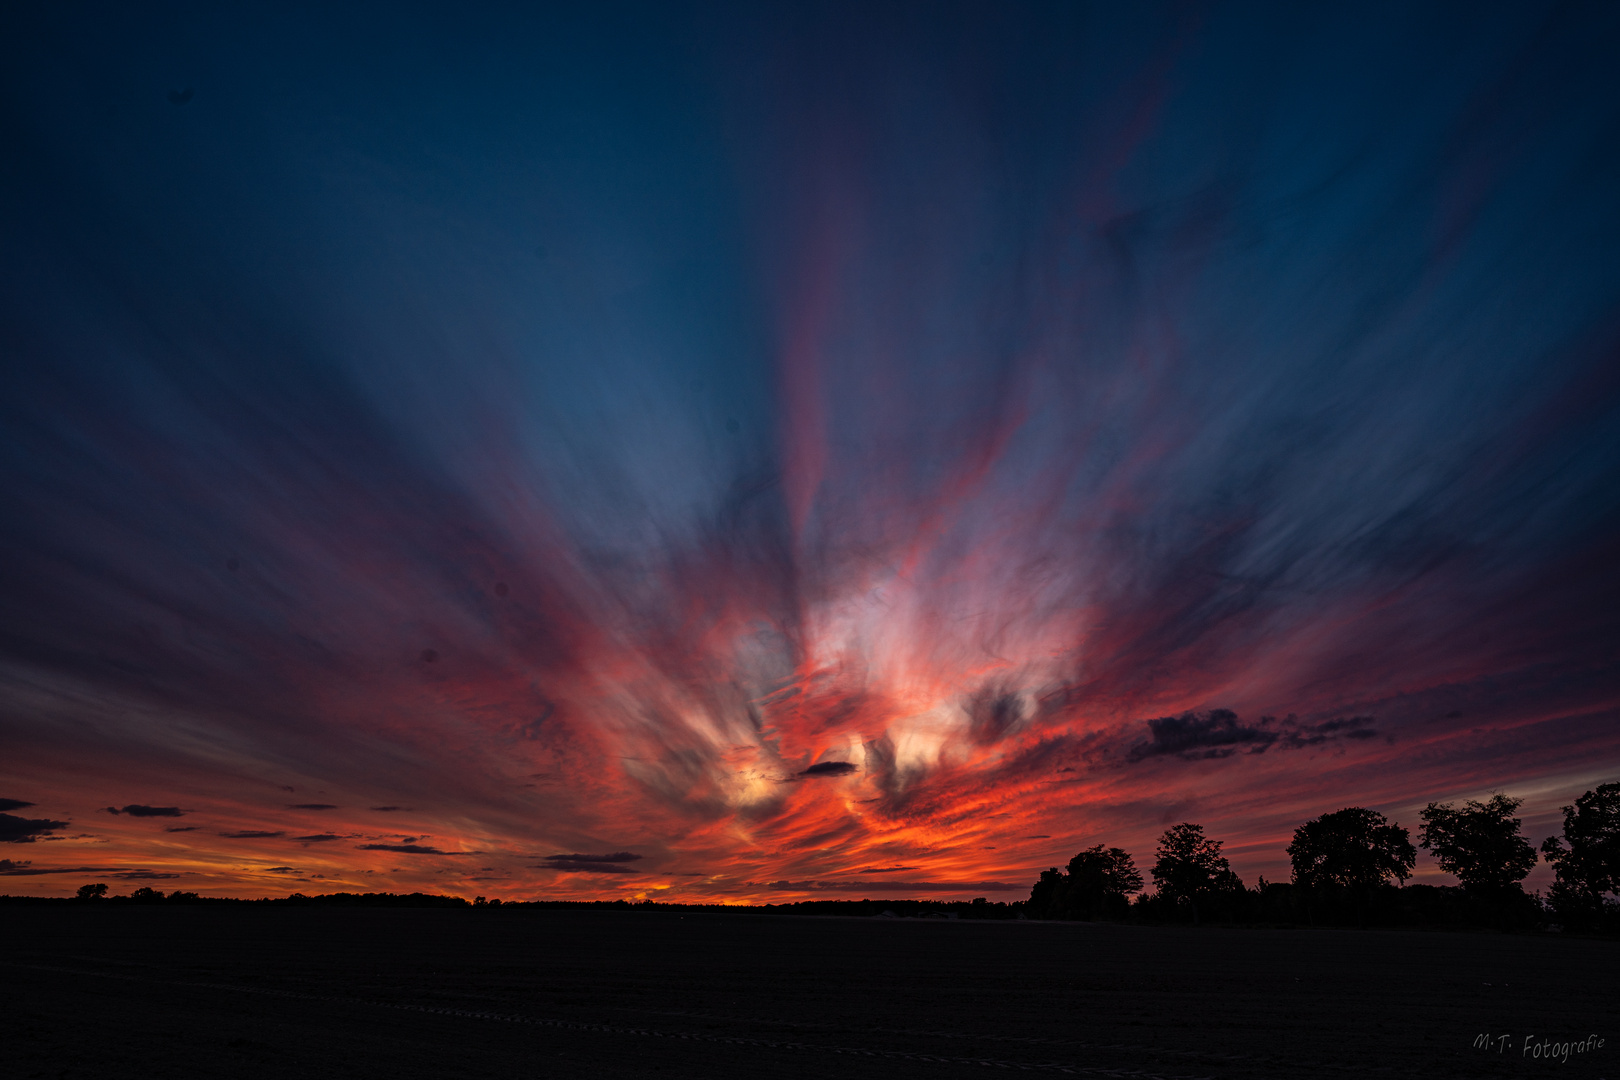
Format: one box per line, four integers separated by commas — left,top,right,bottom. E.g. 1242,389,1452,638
797,762,859,779
0,859,51,874
540,853,644,874
357,844,447,855
0,814,70,844
1126,711,1380,763
0,859,170,877
292,834,344,843
219,831,285,840
0,799,36,812
104,805,184,817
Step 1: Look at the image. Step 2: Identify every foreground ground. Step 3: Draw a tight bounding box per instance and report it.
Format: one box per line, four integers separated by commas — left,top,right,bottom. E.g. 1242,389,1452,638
3,907,1612,1079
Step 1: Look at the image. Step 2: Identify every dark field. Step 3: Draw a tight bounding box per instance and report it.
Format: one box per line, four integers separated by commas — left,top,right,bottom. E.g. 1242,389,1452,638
4,908,1613,1079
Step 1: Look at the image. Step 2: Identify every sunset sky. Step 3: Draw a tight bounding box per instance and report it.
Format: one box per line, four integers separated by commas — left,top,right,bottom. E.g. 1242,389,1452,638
3,3,1619,901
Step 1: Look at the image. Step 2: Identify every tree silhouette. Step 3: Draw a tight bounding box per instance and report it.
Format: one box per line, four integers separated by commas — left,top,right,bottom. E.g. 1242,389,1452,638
1067,845,1142,920
1152,823,1241,923
1027,867,1068,918
1418,794,1536,893
1069,845,1142,896
1026,846,1144,920
76,882,108,901
1540,782,1620,912
1288,807,1415,891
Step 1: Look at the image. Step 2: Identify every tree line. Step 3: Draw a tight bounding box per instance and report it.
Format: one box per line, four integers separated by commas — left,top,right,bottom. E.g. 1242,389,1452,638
9,783,1613,929
1026,782,1620,932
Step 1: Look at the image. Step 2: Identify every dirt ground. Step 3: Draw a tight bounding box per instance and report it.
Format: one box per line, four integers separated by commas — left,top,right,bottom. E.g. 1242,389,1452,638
3,907,1613,1079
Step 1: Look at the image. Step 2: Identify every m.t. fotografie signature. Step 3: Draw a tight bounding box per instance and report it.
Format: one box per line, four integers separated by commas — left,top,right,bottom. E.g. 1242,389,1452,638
1475,1033,1606,1063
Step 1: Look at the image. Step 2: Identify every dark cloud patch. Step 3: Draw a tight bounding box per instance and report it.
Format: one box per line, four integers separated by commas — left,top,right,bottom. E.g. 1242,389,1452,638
370,806,404,812
0,813,70,843
964,685,1024,746
543,851,642,863
762,879,1023,892
220,830,285,839
858,866,918,873
264,866,298,873
0,860,87,875
288,803,338,810
797,761,858,778
104,805,183,817
164,826,199,832
1126,710,1379,763
1126,709,1266,762
292,833,343,843
357,843,445,854
0,859,172,877
539,851,642,873
1298,716,1380,743
0,798,36,812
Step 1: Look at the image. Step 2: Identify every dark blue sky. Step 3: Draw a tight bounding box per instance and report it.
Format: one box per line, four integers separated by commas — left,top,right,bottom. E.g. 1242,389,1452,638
2,2,1619,898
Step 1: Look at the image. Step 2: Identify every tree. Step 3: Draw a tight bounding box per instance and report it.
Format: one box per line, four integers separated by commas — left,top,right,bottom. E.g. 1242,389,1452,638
1152,823,1242,923
1068,845,1143,896
1540,782,1620,908
1417,794,1536,892
1026,846,1144,920
76,882,108,901
1065,845,1143,920
1027,867,1067,918
1288,807,1415,891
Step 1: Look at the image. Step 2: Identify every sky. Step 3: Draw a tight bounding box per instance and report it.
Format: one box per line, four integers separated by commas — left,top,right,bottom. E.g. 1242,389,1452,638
2,2,1619,901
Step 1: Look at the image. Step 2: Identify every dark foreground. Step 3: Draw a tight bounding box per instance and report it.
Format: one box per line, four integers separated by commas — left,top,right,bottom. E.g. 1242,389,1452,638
4,908,1613,1080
